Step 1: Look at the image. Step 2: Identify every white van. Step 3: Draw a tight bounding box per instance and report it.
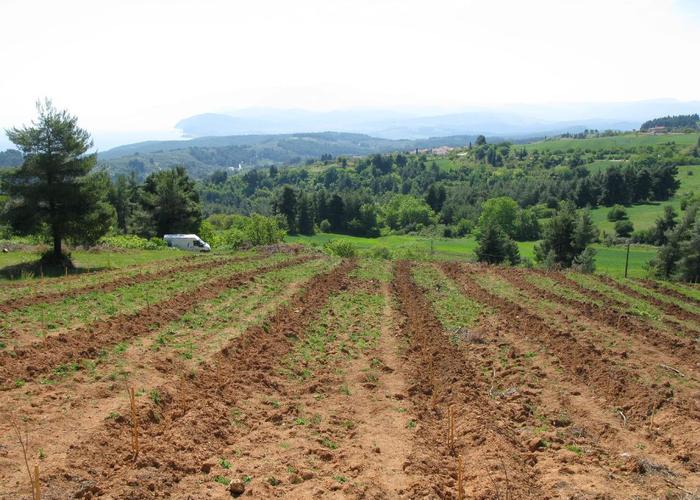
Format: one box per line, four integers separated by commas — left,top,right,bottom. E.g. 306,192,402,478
164,234,211,252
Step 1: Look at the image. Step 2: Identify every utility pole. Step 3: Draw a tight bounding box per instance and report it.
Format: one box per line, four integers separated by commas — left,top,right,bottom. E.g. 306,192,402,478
624,240,631,278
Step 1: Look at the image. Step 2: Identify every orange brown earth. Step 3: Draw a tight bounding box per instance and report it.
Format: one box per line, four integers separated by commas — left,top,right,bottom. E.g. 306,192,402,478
1,248,699,498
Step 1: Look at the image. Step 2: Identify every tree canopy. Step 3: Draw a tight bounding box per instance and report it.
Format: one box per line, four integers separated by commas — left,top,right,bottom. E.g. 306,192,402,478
2,100,114,261
139,166,202,237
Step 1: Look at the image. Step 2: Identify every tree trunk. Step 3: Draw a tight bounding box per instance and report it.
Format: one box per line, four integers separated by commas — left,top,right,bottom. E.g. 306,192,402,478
53,233,62,259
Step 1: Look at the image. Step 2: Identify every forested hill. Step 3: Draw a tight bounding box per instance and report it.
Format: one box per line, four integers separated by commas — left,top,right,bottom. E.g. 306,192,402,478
98,132,488,178
640,114,699,131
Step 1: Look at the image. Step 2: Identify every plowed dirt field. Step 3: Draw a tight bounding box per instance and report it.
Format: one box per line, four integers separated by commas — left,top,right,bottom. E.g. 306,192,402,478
1,249,698,498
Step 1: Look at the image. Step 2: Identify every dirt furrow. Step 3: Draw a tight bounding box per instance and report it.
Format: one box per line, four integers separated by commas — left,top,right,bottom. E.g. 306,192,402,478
442,263,700,475
43,259,356,498
493,267,699,376
460,303,699,497
0,254,317,386
533,268,700,339
596,275,700,324
166,265,418,498
0,257,334,498
531,268,626,307
442,263,669,424
0,255,259,314
394,261,543,498
637,279,700,308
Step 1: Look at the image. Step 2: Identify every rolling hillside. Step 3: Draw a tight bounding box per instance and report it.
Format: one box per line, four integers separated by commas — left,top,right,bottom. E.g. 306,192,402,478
524,132,699,152
98,132,483,178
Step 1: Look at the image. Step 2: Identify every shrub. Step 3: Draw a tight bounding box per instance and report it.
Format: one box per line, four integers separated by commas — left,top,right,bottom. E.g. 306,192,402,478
244,214,285,246
198,220,215,245
99,234,166,250
631,228,655,244
382,195,436,231
572,247,596,273
454,218,473,237
323,239,356,258
607,205,628,222
213,214,284,249
369,246,392,259
319,219,331,233
614,219,634,238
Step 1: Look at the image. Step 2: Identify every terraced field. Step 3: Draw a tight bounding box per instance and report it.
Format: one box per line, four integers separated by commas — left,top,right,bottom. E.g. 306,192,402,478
1,248,699,498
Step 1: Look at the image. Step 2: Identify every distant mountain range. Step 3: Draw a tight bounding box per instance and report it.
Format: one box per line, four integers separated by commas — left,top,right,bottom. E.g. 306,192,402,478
174,110,637,140
0,98,674,177
95,99,700,179
174,99,700,140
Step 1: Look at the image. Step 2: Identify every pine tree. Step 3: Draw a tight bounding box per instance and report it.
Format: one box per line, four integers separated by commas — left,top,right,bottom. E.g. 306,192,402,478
109,172,140,233
297,195,315,236
139,166,202,237
475,225,520,265
327,194,345,232
653,206,677,245
275,186,298,235
678,223,700,282
3,100,114,262
536,202,597,268
573,209,598,254
654,230,683,278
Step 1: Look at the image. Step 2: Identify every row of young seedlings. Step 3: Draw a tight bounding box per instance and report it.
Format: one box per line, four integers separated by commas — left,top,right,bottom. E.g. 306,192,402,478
430,352,513,500
428,356,466,500
8,386,140,498
10,418,41,500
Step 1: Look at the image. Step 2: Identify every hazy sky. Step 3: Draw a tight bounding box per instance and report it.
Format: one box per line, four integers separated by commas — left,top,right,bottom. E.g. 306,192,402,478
1,0,699,144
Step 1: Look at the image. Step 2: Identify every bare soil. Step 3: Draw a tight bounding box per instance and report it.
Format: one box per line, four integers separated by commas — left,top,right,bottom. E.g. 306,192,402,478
1,257,699,499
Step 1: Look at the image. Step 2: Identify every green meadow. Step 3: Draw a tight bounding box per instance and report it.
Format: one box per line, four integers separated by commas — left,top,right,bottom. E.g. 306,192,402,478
524,132,698,152
287,233,655,278
0,248,184,281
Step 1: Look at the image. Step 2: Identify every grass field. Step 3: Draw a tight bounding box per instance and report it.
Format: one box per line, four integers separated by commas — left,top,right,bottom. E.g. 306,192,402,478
0,248,698,498
287,233,655,278
589,164,700,232
0,230,658,283
524,132,699,152
0,248,188,281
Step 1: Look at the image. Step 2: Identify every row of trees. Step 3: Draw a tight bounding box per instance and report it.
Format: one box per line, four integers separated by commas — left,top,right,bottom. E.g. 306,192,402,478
652,200,700,281
197,141,685,240
640,114,699,131
474,200,597,271
1,101,203,263
109,167,202,238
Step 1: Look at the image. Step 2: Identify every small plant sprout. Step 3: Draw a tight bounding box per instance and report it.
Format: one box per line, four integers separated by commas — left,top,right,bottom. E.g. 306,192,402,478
10,417,41,500
128,386,139,459
457,454,465,500
320,437,337,450
149,389,162,405
448,405,456,453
